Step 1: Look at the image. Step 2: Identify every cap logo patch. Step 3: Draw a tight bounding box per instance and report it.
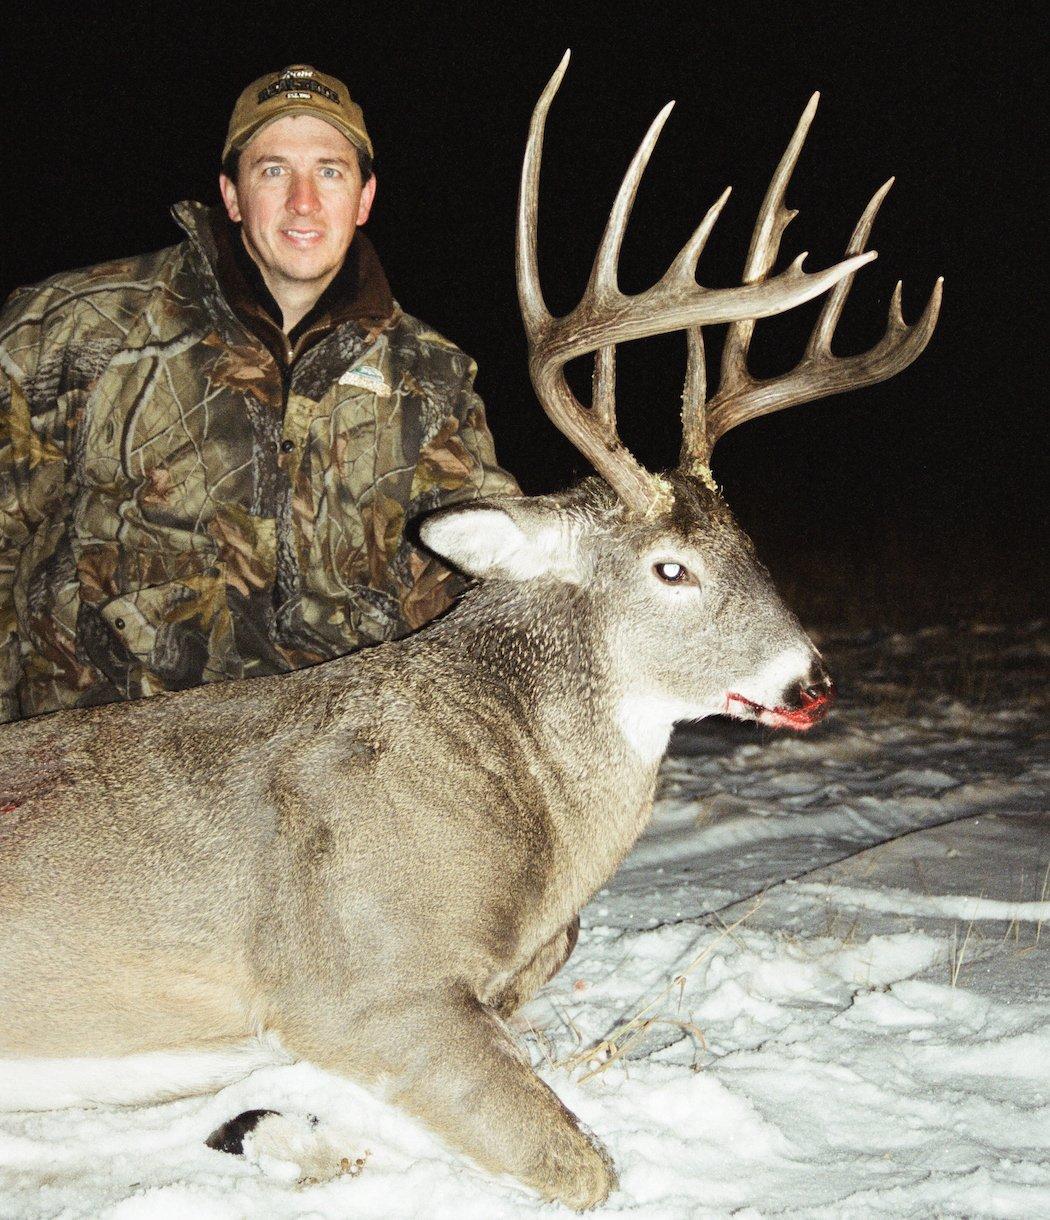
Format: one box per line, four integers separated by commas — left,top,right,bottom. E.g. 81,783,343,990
258,77,340,105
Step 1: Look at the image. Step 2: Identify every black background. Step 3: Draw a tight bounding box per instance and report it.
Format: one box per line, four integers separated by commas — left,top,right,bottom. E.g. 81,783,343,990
4,2,1044,619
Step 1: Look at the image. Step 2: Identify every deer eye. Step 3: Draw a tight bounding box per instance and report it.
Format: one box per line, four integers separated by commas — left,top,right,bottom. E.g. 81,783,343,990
654,561,694,585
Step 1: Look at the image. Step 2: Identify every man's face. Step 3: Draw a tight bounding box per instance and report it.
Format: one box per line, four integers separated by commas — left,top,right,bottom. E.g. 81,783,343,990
219,114,376,296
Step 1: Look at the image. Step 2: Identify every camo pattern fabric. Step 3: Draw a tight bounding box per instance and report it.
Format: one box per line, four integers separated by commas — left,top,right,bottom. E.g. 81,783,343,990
0,201,519,722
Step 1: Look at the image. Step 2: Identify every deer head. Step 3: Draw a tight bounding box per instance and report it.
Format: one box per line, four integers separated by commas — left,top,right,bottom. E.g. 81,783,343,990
423,52,941,749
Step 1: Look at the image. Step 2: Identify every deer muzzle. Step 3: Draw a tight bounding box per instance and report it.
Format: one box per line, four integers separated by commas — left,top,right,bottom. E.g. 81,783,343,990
725,662,835,732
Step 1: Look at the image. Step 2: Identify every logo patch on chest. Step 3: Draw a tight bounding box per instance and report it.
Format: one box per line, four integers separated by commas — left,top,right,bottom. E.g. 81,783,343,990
338,366,391,397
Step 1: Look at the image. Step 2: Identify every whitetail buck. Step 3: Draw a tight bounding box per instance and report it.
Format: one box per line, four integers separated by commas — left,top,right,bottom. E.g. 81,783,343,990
0,54,939,1210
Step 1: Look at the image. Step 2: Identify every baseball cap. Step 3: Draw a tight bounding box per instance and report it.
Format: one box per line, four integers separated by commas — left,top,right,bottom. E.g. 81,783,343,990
223,64,373,163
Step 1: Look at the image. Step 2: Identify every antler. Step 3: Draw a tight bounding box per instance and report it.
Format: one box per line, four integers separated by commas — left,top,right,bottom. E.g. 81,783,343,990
517,52,880,514
680,93,944,472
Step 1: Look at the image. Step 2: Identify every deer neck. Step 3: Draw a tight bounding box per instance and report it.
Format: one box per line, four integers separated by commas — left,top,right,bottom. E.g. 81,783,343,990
443,579,677,754
431,580,615,727
427,581,666,903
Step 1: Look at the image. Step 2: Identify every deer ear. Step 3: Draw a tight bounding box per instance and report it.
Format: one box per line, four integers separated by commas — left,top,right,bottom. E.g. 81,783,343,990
419,500,580,582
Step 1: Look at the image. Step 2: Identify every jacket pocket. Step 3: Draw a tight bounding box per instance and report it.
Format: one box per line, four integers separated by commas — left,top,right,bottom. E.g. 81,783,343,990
95,562,240,694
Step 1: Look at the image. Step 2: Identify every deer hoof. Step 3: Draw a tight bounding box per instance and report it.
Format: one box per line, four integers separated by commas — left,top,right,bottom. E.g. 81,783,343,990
207,1110,364,1184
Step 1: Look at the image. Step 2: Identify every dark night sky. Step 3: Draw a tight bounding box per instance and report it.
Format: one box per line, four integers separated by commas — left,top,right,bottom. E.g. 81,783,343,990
3,2,1045,613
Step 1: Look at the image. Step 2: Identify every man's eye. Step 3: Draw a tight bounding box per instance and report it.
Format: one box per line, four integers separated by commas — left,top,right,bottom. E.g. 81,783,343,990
320,167,341,179
654,561,694,585
262,165,284,177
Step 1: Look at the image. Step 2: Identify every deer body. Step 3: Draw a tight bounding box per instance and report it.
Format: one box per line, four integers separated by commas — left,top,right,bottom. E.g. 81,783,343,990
0,478,812,1050
0,54,939,1210
1,602,615,1056
0,477,828,1205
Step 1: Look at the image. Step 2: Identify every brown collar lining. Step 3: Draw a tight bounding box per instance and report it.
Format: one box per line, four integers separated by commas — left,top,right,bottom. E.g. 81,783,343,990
207,206,395,368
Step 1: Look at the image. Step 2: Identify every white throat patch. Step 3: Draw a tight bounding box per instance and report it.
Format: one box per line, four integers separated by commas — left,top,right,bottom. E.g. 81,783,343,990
615,693,708,763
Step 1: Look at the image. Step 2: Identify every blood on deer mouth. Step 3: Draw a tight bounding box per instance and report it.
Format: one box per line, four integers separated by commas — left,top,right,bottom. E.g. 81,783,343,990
724,686,833,732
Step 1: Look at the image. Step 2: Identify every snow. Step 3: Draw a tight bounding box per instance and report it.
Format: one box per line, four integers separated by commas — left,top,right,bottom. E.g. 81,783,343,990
1,621,1047,1218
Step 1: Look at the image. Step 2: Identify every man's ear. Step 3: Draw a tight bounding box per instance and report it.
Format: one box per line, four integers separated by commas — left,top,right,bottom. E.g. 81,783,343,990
356,173,376,226
219,174,241,223
419,498,581,582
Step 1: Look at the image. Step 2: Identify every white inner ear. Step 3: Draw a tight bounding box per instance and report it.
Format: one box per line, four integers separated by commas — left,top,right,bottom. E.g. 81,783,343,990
421,508,530,578
420,507,580,582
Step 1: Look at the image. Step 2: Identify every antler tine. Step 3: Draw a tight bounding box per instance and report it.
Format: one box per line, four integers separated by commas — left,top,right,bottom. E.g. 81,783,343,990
679,326,709,478
676,188,732,483
807,176,895,357
807,176,944,371
717,93,821,406
703,168,944,447
517,51,670,513
675,95,944,460
592,345,616,431
704,272,943,447
517,59,880,514
589,103,675,444
590,101,676,298
668,186,733,286
516,49,568,336
591,122,725,447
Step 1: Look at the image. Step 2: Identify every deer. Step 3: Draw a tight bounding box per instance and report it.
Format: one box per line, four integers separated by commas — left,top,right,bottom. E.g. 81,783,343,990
0,53,939,1211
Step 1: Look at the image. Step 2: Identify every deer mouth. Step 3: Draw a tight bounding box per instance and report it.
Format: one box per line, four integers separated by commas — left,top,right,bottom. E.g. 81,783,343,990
724,687,833,731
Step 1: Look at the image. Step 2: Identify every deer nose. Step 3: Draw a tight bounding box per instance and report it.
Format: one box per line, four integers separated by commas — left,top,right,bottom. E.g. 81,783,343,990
798,664,835,710
800,673,829,702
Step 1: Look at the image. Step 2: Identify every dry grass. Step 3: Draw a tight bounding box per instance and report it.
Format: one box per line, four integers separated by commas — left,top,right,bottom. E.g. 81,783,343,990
829,619,1047,720
950,914,978,987
554,901,761,1082
1011,860,1050,955
948,862,1050,980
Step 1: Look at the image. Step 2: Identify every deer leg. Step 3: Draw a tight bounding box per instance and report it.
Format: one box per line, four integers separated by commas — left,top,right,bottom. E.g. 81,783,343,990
284,989,616,1211
495,914,581,1017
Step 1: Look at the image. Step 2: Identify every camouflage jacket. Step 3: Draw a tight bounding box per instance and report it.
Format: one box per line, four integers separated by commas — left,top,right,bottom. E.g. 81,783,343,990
0,201,519,722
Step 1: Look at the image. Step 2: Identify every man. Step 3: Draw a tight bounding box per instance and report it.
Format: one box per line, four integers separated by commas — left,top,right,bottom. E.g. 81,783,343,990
0,65,518,723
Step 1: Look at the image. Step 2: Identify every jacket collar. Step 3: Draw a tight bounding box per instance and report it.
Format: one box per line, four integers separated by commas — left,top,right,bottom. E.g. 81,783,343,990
171,200,395,366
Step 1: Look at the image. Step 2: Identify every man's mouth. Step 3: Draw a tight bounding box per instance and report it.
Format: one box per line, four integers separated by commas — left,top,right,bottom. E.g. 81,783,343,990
724,687,833,731
281,228,324,247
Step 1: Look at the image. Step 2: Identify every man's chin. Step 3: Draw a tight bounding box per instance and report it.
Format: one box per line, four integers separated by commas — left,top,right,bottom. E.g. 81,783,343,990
274,256,343,285
245,233,349,293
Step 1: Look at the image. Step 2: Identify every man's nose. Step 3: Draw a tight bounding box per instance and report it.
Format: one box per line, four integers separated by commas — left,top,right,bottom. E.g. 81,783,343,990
287,173,321,214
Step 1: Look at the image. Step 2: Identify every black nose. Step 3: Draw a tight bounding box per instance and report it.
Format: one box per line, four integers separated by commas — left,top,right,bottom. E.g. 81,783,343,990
799,664,835,708
802,678,833,701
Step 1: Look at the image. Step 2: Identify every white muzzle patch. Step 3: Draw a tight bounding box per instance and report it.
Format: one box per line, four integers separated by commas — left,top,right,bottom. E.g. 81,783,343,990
729,647,813,709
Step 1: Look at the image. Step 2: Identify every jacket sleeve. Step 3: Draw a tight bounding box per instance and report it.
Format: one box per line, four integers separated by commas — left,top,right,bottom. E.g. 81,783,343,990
0,291,70,722
396,364,521,633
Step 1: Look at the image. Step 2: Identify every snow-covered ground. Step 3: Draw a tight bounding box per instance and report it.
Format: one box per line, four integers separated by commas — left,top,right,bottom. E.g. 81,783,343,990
1,622,1047,1218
